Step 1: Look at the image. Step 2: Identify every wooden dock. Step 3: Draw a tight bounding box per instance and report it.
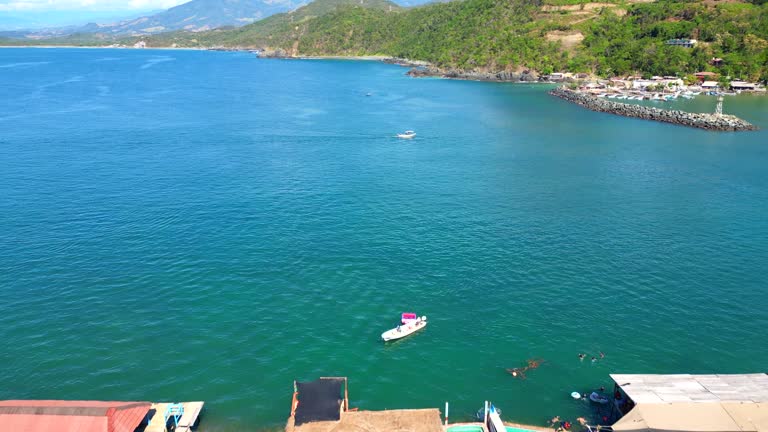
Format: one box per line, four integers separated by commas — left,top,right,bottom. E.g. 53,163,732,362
144,401,204,432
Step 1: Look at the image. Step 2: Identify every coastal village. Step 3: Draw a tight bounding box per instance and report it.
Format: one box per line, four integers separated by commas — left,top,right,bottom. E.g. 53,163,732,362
1,373,766,432
547,71,766,101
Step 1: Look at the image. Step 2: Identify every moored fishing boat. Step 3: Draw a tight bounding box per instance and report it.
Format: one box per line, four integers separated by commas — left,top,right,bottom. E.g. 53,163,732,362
381,314,427,341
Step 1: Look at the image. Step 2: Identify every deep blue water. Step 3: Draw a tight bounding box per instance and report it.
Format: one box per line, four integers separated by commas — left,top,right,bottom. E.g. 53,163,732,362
1,48,767,432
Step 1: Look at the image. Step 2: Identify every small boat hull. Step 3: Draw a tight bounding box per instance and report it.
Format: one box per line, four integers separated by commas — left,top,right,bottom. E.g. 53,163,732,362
589,392,609,404
382,319,427,341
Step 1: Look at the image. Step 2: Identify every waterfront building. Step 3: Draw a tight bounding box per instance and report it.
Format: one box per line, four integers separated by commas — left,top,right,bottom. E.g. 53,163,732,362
666,39,697,47
731,81,757,91
601,374,768,432
548,73,565,81
0,399,203,431
694,71,718,82
0,400,150,431
286,377,444,432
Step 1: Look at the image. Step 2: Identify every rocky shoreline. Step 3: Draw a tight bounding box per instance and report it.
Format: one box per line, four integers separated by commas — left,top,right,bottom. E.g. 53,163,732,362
406,65,549,82
215,50,567,82
550,87,758,132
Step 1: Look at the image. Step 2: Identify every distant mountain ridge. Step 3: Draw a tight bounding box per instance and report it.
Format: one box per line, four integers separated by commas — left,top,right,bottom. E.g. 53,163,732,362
83,0,303,35
1,0,437,40
144,0,401,48
1,0,302,38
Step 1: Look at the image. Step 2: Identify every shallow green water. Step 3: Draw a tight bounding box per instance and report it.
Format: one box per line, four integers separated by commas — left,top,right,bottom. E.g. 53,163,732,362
1,48,767,431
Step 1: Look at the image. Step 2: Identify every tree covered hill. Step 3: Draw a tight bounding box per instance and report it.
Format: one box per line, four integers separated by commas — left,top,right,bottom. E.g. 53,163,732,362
144,0,768,81
581,1,768,81
7,0,768,81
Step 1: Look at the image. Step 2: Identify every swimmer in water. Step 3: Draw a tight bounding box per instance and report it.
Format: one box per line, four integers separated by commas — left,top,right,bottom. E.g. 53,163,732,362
506,358,545,379
578,353,586,360
591,357,597,362
600,352,605,359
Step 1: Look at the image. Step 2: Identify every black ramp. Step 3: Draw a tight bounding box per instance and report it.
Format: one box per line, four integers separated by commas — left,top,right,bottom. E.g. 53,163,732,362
294,378,344,425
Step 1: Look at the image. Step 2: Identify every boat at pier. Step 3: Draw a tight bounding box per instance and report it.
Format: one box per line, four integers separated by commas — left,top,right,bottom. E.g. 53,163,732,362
382,313,427,341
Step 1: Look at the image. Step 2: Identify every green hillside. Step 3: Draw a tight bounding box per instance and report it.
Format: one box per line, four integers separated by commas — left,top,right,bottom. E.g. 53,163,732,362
143,0,768,81
581,1,768,81
10,0,768,81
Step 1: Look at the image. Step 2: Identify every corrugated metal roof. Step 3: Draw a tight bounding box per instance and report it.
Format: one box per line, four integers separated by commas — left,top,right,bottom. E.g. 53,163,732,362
610,375,768,432
612,402,768,432
610,374,768,404
0,400,151,432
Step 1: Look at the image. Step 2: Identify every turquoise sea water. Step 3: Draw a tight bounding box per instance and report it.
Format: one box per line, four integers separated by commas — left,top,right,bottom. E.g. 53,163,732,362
1,48,767,432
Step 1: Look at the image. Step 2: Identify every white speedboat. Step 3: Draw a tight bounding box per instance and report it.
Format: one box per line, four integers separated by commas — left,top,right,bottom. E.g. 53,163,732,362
397,130,416,139
381,313,427,341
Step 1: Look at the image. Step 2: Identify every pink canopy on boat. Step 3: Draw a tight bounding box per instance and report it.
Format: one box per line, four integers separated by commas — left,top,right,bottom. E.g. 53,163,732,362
401,313,417,321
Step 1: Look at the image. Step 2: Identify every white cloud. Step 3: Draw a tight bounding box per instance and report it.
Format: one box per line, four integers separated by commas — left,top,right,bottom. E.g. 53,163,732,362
0,0,188,12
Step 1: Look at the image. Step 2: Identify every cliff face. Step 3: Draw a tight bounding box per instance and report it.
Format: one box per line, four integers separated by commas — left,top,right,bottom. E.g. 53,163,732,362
550,88,758,132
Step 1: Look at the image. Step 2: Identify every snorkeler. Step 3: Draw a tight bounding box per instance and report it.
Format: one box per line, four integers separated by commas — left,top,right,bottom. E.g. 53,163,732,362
506,358,545,379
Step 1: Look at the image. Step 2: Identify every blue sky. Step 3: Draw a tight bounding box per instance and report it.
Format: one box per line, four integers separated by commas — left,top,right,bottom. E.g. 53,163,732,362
0,0,188,29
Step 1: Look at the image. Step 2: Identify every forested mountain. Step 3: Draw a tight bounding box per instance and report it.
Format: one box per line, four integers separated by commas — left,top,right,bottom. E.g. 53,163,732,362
7,0,767,81
141,0,768,81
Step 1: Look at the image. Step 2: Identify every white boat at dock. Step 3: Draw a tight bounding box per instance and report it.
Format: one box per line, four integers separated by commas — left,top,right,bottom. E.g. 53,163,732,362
397,130,416,139
381,313,427,341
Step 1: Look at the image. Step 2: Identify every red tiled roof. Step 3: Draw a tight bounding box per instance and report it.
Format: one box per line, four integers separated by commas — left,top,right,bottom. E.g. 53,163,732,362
0,400,152,432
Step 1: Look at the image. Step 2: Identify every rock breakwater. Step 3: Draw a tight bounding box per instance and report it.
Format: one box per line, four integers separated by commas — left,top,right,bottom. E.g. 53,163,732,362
550,87,758,132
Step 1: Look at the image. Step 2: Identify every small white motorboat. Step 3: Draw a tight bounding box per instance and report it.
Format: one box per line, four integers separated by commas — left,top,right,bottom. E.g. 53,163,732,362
382,313,427,341
397,130,416,139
